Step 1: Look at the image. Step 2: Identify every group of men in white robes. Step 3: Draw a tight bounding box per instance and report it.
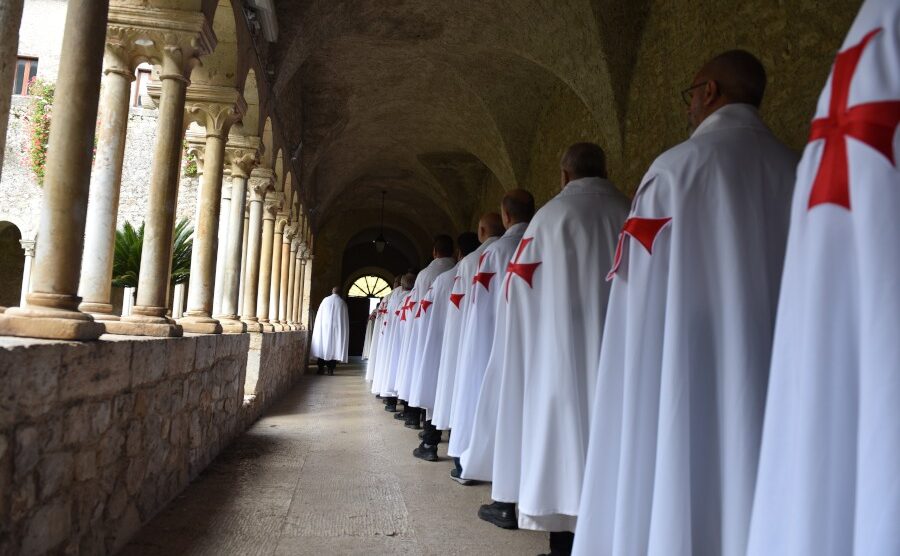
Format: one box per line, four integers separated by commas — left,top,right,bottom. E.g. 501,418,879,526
362,2,900,551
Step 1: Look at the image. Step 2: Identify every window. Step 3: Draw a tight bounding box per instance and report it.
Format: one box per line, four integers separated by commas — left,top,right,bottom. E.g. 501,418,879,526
348,275,391,299
12,56,38,95
130,64,152,107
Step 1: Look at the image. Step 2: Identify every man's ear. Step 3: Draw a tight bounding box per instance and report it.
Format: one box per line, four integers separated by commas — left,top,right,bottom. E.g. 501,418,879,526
704,80,720,106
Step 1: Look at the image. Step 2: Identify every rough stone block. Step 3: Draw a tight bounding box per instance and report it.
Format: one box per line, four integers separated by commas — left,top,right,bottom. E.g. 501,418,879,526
97,428,124,468
165,337,197,377
74,449,97,482
194,334,217,371
20,497,70,556
130,338,168,386
14,426,39,480
125,421,142,457
38,452,73,501
110,502,142,555
0,344,63,423
90,400,112,435
60,342,132,401
62,405,91,446
10,473,35,521
125,458,146,496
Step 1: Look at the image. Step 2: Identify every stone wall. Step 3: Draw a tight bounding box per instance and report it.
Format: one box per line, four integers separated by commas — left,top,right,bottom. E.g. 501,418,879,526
0,333,254,555
243,330,308,423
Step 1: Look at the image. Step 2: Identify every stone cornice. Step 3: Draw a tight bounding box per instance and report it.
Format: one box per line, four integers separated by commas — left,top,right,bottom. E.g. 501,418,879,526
107,5,217,71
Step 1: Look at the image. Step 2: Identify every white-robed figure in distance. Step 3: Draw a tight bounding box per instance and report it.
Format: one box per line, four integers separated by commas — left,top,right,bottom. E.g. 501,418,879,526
408,232,481,459
573,51,798,556
391,235,457,421
749,2,900,554
448,190,534,468
361,308,376,360
310,287,350,375
492,143,629,555
365,275,401,383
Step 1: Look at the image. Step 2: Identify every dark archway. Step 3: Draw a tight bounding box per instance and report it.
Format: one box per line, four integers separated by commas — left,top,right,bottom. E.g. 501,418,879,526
0,222,24,308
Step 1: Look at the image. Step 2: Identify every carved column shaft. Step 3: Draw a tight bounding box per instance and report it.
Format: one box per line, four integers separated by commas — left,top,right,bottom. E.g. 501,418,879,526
241,169,272,331
278,226,295,326
212,177,232,316
257,196,281,329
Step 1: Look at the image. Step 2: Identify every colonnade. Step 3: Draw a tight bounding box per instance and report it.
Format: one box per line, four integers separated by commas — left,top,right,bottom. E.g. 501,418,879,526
0,1,313,340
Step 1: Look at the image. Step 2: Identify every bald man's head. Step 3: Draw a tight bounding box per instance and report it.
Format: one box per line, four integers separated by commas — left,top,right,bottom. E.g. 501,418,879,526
478,212,504,242
501,189,535,227
400,272,416,290
687,50,767,128
560,142,608,189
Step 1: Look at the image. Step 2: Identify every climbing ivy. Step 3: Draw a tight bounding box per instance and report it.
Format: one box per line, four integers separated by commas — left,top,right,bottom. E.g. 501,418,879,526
25,78,54,186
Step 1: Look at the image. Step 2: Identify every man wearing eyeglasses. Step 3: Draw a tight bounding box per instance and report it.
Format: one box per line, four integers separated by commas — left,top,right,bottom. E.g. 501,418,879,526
573,50,798,556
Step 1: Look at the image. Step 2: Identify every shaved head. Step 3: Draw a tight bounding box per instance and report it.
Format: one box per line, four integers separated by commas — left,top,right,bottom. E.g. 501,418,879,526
393,275,402,287
687,49,767,128
561,142,608,187
501,189,535,226
457,232,480,257
478,212,504,242
697,50,767,107
400,272,416,290
433,234,454,258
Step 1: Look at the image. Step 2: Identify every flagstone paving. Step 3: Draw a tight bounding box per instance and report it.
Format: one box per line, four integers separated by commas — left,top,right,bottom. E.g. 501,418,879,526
124,363,546,555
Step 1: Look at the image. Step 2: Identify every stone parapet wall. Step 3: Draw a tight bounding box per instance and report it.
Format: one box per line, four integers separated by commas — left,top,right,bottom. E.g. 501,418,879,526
243,330,308,425
0,333,252,555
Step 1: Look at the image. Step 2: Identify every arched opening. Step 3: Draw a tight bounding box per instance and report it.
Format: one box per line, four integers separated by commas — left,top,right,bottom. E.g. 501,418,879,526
0,222,24,308
344,272,393,355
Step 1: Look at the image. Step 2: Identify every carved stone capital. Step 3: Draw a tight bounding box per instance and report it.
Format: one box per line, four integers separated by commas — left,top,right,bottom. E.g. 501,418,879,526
283,225,297,242
20,240,36,258
275,218,289,233
224,135,261,179
248,167,275,201
184,85,246,138
264,193,284,220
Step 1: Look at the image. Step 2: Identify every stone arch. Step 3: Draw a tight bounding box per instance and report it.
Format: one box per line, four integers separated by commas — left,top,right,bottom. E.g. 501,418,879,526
274,149,284,191
283,171,293,214
189,0,241,88
0,222,24,308
342,267,395,299
235,68,260,137
261,117,274,168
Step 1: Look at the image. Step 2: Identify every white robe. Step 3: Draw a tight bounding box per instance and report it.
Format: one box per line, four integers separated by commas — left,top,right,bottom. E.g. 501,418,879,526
488,177,628,532
371,289,407,394
748,3,900,554
448,223,528,459
572,104,797,555
310,294,350,362
361,310,375,359
394,257,456,401
377,288,416,397
408,265,459,415
365,293,394,383
431,237,498,430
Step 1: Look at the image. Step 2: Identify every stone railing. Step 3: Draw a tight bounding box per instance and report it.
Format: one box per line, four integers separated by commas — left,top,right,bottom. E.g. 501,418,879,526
0,329,309,555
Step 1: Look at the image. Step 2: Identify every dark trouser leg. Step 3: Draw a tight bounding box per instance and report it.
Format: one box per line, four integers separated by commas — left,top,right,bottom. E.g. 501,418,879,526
316,358,326,374
549,531,574,556
384,397,398,411
404,407,422,427
453,457,463,474
422,420,441,445
327,359,337,374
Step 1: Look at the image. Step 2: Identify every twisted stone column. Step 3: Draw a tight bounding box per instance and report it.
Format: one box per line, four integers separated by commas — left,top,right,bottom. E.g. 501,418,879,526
178,90,244,334
212,176,232,316
216,138,259,333
112,26,215,337
278,225,296,329
241,168,273,332
257,194,282,331
0,0,109,340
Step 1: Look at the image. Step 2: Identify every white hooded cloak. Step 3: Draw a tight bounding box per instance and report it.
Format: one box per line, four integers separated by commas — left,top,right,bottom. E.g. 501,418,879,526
362,309,375,359
573,104,797,555
310,293,350,362
431,237,498,430
447,223,528,458
365,292,395,383
371,288,408,395
748,3,900,554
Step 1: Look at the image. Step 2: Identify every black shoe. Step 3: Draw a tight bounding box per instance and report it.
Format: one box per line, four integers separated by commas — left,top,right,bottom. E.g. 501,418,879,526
450,467,474,485
404,419,422,430
412,443,439,462
478,501,518,530
418,430,425,439
317,369,325,375
329,369,334,375
394,411,407,420
385,404,397,412
376,395,383,399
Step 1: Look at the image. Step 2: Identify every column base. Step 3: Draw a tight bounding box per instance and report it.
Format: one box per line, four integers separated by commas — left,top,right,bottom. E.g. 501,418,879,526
259,322,275,332
217,317,247,334
177,314,223,334
241,318,262,333
107,314,182,337
0,309,105,341
78,301,120,321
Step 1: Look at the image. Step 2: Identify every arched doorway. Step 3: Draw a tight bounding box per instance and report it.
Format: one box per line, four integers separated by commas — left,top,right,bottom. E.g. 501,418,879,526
0,222,24,308
345,272,392,356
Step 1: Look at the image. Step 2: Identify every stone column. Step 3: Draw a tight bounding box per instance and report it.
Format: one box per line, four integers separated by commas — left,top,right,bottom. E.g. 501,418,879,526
212,175,232,316
77,30,135,321
301,252,314,329
241,168,273,331
0,0,25,181
268,217,287,331
238,208,249,311
178,89,245,334
216,138,259,333
0,0,109,340
285,238,298,328
292,247,305,330
256,194,282,332
111,24,215,337
278,225,296,329
18,240,35,307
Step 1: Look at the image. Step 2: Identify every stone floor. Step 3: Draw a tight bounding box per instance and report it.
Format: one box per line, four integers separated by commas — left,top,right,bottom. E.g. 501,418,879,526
124,363,546,555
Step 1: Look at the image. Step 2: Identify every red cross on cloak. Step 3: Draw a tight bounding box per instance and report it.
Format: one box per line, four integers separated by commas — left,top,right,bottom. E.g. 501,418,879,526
503,237,541,301
449,276,465,309
399,297,416,321
415,288,433,318
808,28,900,210
606,217,673,281
473,251,497,293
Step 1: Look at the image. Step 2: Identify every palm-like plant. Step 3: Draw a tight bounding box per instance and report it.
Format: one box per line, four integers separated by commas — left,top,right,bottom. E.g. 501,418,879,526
111,219,193,288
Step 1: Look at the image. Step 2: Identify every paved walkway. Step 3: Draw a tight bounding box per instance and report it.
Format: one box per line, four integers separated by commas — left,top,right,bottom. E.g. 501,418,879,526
125,363,546,555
